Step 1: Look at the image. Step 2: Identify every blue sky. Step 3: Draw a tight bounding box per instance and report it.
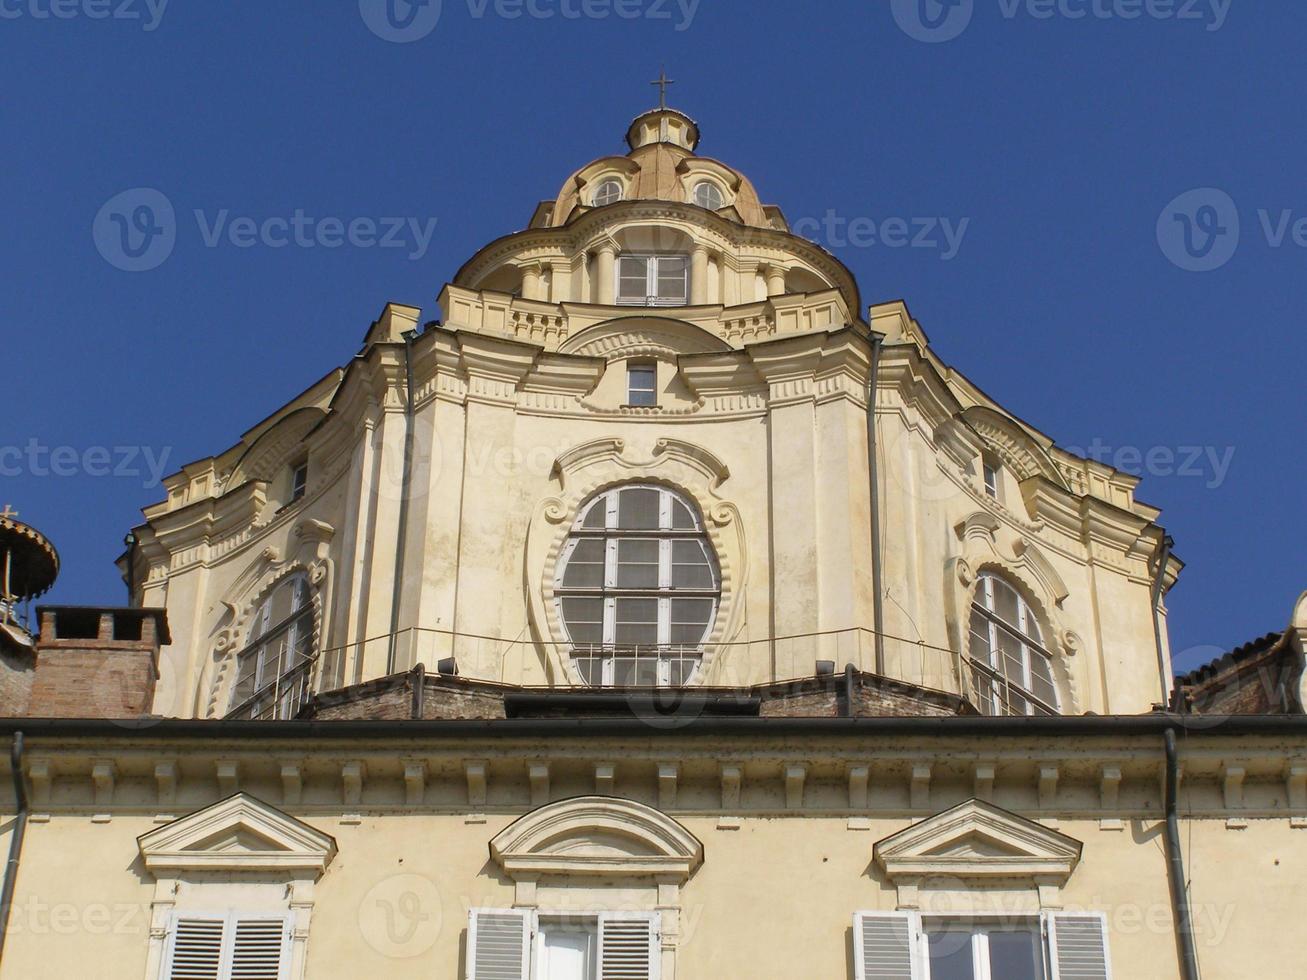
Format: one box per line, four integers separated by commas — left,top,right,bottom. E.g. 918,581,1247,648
1,0,1301,674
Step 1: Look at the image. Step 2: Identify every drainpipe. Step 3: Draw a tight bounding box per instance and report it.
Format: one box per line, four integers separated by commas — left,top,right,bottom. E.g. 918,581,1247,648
1150,535,1175,707
0,732,28,966
841,663,857,718
1164,727,1201,980
386,329,420,676
123,532,138,607
866,332,887,676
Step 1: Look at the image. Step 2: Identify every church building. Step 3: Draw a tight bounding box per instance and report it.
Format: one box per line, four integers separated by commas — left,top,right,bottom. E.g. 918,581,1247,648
0,99,1304,980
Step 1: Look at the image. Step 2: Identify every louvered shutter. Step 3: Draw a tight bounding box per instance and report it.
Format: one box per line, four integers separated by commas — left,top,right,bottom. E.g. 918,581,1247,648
228,917,289,980
467,909,533,980
598,912,660,980
164,917,226,980
1047,913,1113,980
852,912,920,980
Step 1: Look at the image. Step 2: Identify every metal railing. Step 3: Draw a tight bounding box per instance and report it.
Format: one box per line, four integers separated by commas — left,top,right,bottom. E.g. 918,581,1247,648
226,655,318,720
315,625,972,699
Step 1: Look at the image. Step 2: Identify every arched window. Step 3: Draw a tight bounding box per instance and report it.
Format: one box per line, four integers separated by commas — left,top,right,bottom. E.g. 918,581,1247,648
693,181,724,210
968,572,1058,716
228,573,316,720
592,179,624,207
555,485,719,687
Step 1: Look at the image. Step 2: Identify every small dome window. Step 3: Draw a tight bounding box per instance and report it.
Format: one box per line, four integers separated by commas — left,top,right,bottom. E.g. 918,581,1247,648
693,182,724,211
592,180,624,207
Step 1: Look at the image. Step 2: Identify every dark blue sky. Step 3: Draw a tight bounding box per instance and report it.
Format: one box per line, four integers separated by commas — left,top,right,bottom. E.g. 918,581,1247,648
2,1,1301,673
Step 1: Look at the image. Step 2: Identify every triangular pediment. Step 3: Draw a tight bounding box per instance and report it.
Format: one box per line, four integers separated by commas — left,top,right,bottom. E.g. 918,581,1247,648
874,799,1081,884
138,793,336,876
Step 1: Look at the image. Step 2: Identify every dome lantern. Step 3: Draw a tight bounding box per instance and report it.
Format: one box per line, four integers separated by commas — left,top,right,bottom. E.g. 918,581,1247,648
625,107,701,152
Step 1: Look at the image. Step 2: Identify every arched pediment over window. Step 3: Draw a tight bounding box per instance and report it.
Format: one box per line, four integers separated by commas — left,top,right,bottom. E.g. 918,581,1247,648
489,796,704,882
560,315,732,361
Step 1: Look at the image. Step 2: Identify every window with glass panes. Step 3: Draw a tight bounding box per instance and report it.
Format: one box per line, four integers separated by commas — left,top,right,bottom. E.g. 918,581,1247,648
627,364,657,406
693,181,724,210
968,573,1058,716
592,179,623,207
616,255,689,306
228,573,316,720
555,485,719,687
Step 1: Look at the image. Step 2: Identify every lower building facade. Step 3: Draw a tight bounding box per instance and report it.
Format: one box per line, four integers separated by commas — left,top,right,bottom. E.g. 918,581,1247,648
0,716,1303,979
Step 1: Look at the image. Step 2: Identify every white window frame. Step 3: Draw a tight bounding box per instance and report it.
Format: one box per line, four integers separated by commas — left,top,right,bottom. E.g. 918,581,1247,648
160,911,292,980
592,179,624,207
627,362,658,407
290,461,308,501
692,181,724,210
468,909,661,980
228,573,317,720
616,254,689,307
554,485,719,688
982,458,1001,500
969,573,1058,717
853,911,1112,980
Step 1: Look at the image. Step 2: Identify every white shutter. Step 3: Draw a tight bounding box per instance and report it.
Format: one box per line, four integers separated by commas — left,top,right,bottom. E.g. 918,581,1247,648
229,917,289,980
164,916,226,980
598,912,660,980
1047,913,1113,980
467,908,533,980
852,912,920,980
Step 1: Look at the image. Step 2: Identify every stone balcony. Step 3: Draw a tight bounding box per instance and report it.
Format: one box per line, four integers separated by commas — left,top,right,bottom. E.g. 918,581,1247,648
438,283,856,352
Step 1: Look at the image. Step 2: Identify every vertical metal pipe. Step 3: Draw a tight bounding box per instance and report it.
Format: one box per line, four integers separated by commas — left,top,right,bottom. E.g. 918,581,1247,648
1164,728,1202,980
123,532,138,607
0,732,28,967
866,333,887,676
387,329,420,676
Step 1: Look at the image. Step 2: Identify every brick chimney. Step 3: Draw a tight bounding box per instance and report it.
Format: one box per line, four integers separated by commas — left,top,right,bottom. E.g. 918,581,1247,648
28,607,170,718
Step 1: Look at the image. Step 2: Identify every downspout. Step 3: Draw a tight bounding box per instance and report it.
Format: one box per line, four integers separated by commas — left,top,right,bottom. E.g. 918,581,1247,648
123,532,138,607
841,663,857,718
0,732,28,967
866,332,887,676
386,329,420,676
1150,535,1175,707
1164,727,1201,980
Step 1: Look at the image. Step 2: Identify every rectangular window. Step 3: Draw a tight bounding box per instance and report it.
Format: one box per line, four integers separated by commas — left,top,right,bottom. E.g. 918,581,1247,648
627,364,658,406
616,254,689,306
852,911,1112,980
468,910,659,980
162,913,289,980
983,459,1001,500
291,463,308,501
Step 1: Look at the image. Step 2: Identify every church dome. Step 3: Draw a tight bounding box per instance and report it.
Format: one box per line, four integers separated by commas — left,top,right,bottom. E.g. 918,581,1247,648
545,106,781,231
